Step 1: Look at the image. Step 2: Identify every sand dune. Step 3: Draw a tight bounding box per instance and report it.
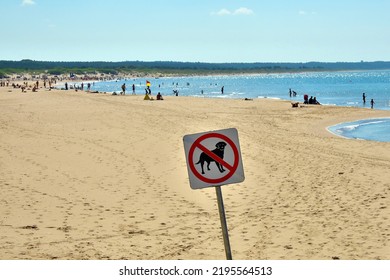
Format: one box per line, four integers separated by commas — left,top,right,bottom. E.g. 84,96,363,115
0,86,389,260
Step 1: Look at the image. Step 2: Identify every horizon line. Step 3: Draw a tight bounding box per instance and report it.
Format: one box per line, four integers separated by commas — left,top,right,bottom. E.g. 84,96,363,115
2,59,390,64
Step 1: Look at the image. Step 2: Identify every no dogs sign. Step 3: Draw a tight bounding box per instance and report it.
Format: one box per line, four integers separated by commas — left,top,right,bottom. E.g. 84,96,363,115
183,128,245,189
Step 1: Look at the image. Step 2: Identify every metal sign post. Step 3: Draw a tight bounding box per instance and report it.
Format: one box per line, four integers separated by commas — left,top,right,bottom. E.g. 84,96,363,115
215,185,232,260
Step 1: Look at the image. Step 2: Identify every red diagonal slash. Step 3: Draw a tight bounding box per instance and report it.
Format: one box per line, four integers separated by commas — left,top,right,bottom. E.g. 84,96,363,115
196,143,234,171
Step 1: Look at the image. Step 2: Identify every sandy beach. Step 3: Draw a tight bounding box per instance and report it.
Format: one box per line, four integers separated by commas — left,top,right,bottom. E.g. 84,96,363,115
0,85,389,260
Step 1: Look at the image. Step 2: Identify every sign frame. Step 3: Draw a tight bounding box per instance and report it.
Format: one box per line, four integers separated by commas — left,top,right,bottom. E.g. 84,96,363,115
183,128,245,190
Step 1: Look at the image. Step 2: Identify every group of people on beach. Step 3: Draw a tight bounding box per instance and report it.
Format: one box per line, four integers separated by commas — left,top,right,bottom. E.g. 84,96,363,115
362,92,375,109
0,80,10,87
63,81,93,92
290,88,317,104
291,88,377,109
289,88,297,97
303,94,321,105
290,88,321,105
120,83,136,95
2,78,58,93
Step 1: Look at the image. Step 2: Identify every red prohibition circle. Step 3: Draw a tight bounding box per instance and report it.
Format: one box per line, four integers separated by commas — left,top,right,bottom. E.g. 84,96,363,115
188,132,239,184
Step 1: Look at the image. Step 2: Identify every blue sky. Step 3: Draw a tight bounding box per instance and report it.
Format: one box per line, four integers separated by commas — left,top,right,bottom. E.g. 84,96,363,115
1,0,389,62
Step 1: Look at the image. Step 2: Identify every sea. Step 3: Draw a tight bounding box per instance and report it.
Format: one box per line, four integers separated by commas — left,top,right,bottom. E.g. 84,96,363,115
69,69,390,142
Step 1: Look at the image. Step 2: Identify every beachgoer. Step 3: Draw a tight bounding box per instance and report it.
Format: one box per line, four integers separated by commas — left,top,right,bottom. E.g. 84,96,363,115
289,88,292,97
156,92,163,100
313,97,321,105
144,93,153,100
363,92,366,104
303,94,309,104
370,99,375,109
132,84,135,94
221,86,224,94
121,83,126,95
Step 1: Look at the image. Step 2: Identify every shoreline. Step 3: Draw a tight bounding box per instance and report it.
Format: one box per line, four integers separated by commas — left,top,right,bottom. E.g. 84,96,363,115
47,70,390,111
1,85,389,260
4,69,390,111
327,117,390,142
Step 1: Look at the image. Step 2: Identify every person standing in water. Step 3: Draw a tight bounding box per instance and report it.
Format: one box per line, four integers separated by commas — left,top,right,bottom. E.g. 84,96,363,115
362,92,366,104
370,99,375,109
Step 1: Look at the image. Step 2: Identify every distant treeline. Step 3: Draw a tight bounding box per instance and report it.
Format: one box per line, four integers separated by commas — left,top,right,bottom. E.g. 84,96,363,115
1,59,390,77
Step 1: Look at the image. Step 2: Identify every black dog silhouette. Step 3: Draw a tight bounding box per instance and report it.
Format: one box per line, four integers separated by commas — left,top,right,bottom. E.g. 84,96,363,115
196,141,227,174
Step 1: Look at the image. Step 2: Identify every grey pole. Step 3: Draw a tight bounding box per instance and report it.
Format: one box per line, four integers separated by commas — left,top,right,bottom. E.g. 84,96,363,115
215,185,232,260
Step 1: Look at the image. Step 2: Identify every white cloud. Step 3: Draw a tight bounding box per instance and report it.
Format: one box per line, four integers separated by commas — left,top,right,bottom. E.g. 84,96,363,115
22,0,36,6
233,7,254,16
216,8,232,16
213,7,254,16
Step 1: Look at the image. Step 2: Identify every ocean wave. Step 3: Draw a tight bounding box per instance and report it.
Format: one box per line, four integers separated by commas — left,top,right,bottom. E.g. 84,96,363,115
257,96,281,100
328,118,390,142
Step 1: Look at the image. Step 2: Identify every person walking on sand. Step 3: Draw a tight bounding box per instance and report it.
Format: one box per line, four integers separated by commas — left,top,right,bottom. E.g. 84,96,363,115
370,98,375,109
121,83,126,95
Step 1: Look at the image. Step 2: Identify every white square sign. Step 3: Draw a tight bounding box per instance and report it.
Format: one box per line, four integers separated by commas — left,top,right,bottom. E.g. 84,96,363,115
183,128,245,189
